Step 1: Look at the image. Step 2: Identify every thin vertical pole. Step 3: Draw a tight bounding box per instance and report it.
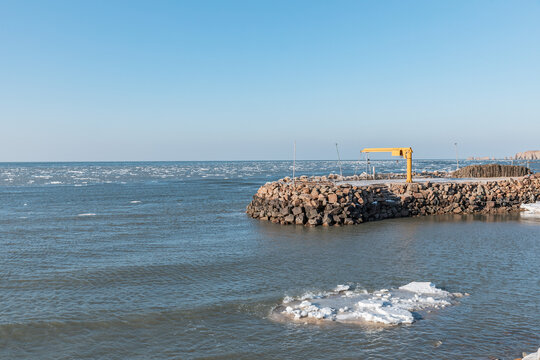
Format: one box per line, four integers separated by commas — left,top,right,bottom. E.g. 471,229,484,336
335,143,342,177
353,151,361,176
406,153,412,183
454,142,459,170
293,141,296,186
366,154,369,175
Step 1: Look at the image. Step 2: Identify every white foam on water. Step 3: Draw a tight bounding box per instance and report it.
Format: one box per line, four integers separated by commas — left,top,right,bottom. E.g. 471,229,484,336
77,213,96,217
274,282,464,326
130,201,142,204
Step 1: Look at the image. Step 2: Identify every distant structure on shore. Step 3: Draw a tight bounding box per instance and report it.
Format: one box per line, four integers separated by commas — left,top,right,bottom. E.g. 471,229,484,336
467,156,494,161
466,150,540,161
514,150,540,160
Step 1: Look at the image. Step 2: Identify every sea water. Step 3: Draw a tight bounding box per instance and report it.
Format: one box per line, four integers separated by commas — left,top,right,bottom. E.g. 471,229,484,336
0,160,539,359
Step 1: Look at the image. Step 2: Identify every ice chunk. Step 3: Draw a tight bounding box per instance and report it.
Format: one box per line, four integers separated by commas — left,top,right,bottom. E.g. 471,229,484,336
521,202,540,214
282,296,293,304
523,348,540,360
398,282,449,295
334,284,350,292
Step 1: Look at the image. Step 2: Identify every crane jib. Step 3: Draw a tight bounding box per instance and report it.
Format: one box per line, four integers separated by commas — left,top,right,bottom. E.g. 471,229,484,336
360,147,413,183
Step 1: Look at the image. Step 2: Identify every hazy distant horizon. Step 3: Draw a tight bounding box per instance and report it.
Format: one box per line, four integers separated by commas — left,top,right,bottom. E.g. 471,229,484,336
0,156,536,164
1,147,538,163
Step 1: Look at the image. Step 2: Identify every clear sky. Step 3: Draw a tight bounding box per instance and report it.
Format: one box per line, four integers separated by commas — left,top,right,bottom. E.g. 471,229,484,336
1,0,539,161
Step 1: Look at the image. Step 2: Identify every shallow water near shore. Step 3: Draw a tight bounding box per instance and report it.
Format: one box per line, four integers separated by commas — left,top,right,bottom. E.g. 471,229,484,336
1,160,539,359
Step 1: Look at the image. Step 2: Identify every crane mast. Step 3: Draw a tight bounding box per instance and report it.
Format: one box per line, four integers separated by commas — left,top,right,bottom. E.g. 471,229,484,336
360,147,413,183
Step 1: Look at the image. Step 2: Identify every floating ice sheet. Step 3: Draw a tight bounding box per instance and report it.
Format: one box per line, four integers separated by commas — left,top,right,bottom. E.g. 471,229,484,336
521,202,540,214
273,282,465,326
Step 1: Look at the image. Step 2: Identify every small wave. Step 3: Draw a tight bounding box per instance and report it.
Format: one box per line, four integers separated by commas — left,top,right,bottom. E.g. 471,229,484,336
77,213,96,217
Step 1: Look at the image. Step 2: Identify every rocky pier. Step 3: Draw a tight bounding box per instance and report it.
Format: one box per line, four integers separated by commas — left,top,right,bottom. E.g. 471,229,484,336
246,174,540,226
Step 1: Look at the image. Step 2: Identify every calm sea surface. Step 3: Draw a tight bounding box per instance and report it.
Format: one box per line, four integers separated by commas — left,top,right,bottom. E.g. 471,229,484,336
1,160,539,359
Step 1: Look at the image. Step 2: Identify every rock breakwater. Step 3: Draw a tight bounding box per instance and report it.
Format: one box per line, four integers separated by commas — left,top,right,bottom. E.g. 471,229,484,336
452,164,531,178
246,174,540,226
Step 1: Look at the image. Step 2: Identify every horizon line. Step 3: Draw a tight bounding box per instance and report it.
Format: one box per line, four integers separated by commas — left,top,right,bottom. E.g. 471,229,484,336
0,158,533,164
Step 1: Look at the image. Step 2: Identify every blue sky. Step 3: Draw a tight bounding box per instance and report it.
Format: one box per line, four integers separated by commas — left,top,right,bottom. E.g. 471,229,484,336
1,0,539,161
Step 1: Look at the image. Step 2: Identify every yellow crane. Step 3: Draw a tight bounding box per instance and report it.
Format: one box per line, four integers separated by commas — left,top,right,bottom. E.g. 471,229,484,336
361,147,414,183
